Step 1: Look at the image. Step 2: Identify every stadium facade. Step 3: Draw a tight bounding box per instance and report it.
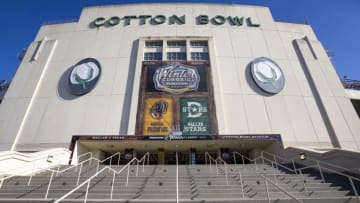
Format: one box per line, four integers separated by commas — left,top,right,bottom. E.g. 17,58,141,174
1,3,360,163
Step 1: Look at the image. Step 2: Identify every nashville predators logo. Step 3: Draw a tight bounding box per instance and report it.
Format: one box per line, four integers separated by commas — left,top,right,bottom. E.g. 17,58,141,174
150,101,168,120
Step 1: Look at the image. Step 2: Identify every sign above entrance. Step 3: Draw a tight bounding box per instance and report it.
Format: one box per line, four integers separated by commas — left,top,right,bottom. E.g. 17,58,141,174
68,58,101,96
91,15,260,27
153,63,200,94
250,57,285,94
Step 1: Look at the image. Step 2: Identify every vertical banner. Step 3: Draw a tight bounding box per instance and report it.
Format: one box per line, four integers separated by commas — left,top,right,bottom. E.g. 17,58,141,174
143,98,173,136
180,97,211,136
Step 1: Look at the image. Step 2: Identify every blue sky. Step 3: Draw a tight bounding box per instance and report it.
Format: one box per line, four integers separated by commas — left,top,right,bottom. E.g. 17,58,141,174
0,0,359,81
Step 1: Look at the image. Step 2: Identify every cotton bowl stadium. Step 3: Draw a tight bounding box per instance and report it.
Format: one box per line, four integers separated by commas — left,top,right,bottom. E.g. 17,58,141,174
1,2,360,203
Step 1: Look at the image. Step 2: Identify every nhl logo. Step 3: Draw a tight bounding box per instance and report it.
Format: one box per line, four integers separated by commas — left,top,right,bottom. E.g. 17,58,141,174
150,101,168,120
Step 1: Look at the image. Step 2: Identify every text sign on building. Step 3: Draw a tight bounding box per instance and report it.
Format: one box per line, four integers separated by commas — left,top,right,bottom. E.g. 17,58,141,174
91,15,260,27
143,98,173,136
180,97,211,136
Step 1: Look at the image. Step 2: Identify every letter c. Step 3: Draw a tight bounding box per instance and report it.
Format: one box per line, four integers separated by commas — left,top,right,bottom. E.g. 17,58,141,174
93,17,106,27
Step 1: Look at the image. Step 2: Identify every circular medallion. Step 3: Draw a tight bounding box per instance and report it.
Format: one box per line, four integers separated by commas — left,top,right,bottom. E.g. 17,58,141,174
250,57,285,94
68,58,101,95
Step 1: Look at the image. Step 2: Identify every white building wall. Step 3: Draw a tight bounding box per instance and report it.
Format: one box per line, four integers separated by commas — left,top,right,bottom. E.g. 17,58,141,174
0,3,359,152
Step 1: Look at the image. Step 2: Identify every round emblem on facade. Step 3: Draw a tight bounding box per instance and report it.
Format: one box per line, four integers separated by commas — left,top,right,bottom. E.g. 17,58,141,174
68,58,101,95
250,57,285,94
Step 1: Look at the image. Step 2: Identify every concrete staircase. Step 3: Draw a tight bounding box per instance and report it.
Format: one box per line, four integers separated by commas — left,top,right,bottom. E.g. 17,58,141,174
0,162,359,202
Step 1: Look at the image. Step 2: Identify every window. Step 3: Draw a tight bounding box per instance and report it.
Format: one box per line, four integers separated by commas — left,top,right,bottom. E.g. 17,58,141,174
191,52,209,61
144,52,162,61
190,41,208,47
145,41,163,47
167,40,186,47
167,52,186,61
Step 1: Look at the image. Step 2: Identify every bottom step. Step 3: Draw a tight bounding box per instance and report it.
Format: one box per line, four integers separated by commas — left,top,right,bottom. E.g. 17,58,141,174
0,197,358,203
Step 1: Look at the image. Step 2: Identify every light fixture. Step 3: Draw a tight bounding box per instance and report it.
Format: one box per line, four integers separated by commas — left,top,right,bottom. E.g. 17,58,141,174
299,153,306,160
47,155,54,163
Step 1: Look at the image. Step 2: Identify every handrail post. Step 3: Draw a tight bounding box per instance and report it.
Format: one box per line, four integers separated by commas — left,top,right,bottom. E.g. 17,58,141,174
143,157,145,173
56,166,60,176
27,175,33,186
109,157,112,172
76,163,83,186
273,155,278,169
147,152,150,165
299,169,309,196
239,170,245,199
176,152,179,203
224,163,229,185
233,152,237,166
205,152,207,165
271,162,277,183
44,171,54,199
96,160,100,172
110,172,115,200
126,165,130,187
84,180,90,203
265,179,270,203
136,161,139,177
348,177,359,199
118,153,120,166
241,155,245,170
292,159,297,174
216,160,218,176
316,160,325,183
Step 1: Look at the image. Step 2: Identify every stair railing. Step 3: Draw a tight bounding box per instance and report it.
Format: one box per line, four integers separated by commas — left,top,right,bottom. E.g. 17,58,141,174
94,152,121,172
76,152,93,164
231,153,303,203
205,152,229,185
205,152,217,174
1,151,122,201
259,172,303,203
258,155,309,196
261,151,360,200
0,151,92,187
46,152,118,199
233,151,263,171
54,152,150,203
233,152,309,196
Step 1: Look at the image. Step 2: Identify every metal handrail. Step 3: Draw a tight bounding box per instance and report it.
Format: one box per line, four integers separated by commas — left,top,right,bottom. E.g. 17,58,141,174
261,151,360,182
233,152,310,196
94,152,121,172
205,152,229,185
262,150,359,176
259,151,360,199
54,152,150,203
259,172,303,203
233,151,263,171
0,152,86,176
76,152,93,163
176,152,179,203
231,153,303,202
0,151,119,201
